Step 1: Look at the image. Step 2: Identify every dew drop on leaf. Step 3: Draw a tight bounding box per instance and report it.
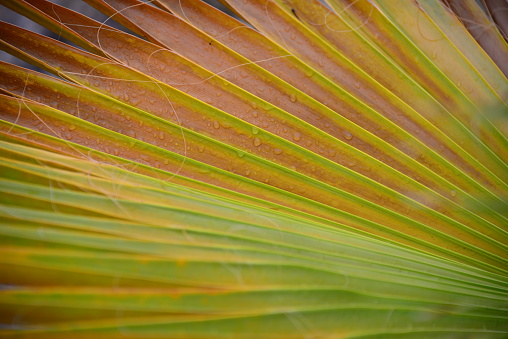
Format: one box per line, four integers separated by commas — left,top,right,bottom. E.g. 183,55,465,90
293,131,302,141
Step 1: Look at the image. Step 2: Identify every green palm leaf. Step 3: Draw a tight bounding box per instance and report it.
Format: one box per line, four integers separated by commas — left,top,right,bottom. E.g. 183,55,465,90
0,0,507,337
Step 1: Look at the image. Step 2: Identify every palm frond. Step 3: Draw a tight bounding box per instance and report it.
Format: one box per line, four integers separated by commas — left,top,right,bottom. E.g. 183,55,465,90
0,0,507,337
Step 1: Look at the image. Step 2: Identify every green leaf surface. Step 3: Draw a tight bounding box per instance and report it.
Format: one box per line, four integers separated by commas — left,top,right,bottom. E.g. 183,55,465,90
0,0,507,337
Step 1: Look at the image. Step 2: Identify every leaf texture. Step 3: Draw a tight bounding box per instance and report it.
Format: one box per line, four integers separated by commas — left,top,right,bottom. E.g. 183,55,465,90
0,0,507,337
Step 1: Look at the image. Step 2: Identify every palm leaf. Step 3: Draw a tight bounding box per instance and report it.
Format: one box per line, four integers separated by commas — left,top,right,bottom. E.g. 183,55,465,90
0,0,507,337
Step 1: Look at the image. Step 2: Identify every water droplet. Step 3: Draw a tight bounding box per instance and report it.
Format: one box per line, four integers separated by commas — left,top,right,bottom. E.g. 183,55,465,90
289,93,297,102
250,101,258,109
253,137,261,146
252,126,259,135
68,124,76,131
273,148,283,155
450,190,457,197
353,81,361,89
342,130,353,140
245,169,251,176
293,131,302,141
213,121,220,129
158,131,165,140
251,110,259,118
236,149,245,157
431,50,437,60
198,145,205,153
347,159,357,167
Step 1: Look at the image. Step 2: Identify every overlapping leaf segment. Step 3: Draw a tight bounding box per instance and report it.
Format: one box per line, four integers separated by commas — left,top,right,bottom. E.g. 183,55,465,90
0,0,507,337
